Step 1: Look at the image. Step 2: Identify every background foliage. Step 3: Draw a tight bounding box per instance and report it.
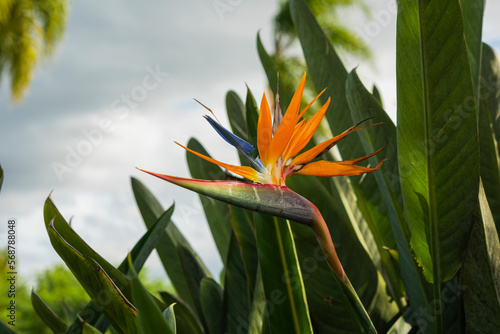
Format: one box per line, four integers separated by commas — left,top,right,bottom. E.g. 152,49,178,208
1,0,500,333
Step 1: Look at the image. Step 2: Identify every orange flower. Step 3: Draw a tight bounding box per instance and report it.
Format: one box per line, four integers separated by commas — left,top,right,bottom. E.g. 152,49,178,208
178,73,386,186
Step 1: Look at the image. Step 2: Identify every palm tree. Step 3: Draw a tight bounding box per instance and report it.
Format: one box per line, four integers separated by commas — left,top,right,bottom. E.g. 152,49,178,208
0,0,68,101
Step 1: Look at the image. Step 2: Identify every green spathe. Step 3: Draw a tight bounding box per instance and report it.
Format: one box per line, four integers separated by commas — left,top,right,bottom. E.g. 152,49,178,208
138,169,318,226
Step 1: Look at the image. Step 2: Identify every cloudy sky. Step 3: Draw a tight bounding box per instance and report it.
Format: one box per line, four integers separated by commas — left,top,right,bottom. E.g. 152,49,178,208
1,0,500,286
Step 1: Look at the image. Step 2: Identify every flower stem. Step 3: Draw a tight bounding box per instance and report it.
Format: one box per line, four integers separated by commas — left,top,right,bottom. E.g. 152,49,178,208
309,206,347,283
309,205,377,333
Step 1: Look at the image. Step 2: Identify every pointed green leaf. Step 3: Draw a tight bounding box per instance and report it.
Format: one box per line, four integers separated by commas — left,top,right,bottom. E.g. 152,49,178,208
226,90,252,167
396,0,479,283
131,177,203,310
396,1,479,330
118,205,174,274
66,202,173,334
254,213,313,334
46,220,138,333
129,255,174,334
372,85,383,107
226,90,248,141
162,303,177,332
200,277,224,334
245,87,259,149
159,291,204,334
44,196,132,296
31,289,69,333
462,180,500,332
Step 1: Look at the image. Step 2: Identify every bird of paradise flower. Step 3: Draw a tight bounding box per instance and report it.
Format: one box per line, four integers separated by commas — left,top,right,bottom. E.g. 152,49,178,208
139,73,386,283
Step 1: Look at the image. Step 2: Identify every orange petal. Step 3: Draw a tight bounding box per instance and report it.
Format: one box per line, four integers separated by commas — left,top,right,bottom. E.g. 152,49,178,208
295,155,388,177
297,87,326,119
175,142,259,182
267,73,307,166
283,98,331,162
290,121,379,166
257,92,273,165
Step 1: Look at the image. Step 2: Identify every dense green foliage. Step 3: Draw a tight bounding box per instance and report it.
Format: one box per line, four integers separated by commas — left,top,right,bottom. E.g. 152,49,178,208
1,0,499,333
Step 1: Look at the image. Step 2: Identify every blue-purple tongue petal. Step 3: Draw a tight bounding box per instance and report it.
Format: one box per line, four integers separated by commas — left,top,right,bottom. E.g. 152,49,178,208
204,115,266,173
204,115,255,153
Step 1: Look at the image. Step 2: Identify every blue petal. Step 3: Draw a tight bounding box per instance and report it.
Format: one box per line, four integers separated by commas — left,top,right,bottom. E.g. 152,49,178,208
204,115,255,153
255,157,265,169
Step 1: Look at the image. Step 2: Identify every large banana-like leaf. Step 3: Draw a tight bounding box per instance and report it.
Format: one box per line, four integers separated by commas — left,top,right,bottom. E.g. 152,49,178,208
459,0,485,100
346,70,432,317
462,180,500,332
396,0,479,330
396,0,478,283
254,213,313,334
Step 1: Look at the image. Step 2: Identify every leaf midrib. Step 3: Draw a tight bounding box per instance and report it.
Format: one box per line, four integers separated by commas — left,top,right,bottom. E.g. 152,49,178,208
418,1,442,332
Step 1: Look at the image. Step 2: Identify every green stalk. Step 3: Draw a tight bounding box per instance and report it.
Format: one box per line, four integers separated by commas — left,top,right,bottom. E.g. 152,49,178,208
309,204,377,334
